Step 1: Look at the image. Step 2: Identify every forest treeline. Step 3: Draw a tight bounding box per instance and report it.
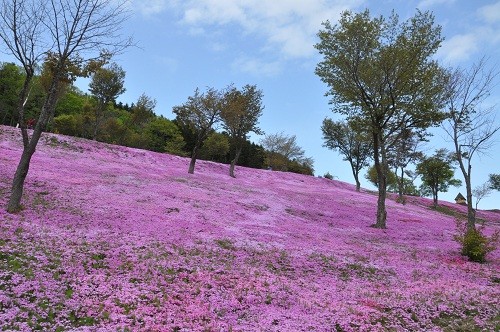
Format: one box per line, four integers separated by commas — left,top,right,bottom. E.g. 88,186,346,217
0,61,313,175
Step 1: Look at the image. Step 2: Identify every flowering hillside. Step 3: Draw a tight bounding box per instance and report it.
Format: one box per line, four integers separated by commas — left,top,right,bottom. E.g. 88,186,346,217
1,125,499,331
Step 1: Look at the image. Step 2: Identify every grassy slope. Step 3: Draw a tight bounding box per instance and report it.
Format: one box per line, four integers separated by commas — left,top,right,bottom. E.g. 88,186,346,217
0,125,499,331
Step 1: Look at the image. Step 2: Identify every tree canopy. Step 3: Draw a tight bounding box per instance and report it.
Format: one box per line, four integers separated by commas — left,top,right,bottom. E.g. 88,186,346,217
315,9,447,228
489,174,500,191
416,149,461,208
443,58,500,230
321,118,372,191
260,132,311,172
173,87,223,174
221,84,264,178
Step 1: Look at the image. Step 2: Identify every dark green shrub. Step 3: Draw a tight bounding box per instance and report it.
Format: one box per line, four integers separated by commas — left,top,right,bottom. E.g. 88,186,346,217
53,114,83,136
454,220,499,263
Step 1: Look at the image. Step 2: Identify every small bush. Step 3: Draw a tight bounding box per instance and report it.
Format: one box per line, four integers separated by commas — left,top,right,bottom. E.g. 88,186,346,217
454,220,499,263
323,172,334,180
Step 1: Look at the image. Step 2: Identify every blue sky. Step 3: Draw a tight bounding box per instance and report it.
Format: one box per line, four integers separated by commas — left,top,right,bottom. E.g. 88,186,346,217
2,0,500,209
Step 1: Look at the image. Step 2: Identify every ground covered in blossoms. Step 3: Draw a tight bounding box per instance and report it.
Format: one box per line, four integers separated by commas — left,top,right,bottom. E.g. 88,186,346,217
0,125,499,331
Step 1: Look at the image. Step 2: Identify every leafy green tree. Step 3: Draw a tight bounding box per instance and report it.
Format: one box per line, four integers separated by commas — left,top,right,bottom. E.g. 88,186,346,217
444,58,500,230
365,165,398,192
173,87,222,174
287,157,315,175
321,118,372,191
489,174,500,191
55,86,88,117
387,129,423,202
52,113,84,136
416,149,461,208
315,10,447,228
88,62,126,140
323,172,335,180
221,84,264,178
142,117,185,154
234,140,266,170
0,62,24,125
129,93,156,130
199,132,230,163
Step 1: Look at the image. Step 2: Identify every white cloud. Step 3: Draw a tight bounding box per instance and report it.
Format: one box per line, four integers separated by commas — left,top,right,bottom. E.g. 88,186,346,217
127,0,168,16
170,0,362,59
438,2,500,64
438,33,478,63
477,1,500,23
232,57,283,77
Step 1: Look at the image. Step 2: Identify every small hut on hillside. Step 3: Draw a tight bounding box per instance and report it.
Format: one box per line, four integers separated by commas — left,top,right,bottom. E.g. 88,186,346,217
455,193,467,205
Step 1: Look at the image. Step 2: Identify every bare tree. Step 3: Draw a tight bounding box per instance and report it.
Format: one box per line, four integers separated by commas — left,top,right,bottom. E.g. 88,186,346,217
260,132,305,171
472,182,492,211
5,0,131,212
444,58,499,230
0,0,47,146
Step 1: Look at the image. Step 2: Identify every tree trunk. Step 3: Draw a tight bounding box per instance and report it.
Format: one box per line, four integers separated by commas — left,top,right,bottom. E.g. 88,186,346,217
229,146,242,178
456,147,476,231
398,168,404,203
373,132,387,228
17,73,34,148
432,188,438,208
352,167,361,192
464,162,475,231
188,144,199,174
7,74,61,213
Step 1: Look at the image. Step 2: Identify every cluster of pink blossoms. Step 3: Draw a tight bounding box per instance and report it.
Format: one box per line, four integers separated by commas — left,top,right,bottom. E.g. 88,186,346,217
0,125,499,331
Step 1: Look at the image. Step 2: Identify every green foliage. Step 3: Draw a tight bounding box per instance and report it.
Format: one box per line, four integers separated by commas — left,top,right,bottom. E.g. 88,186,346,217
454,221,499,263
142,117,185,154
53,114,83,136
173,87,224,172
222,84,264,139
489,174,500,191
322,118,371,189
234,140,266,170
130,94,156,130
0,62,24,126
323,172,334,180
365,165,398,190
88,63,126,139
55,86,88,117
89,63,126,105
417,149,461,207
221,84,265,176
199,132,230,162
173,87,222,141
0,63,46,126
315,9,447,226
287,157,315,175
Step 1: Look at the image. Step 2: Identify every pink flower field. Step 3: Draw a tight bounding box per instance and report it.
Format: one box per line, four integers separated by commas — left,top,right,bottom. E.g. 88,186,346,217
1,125,499,331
